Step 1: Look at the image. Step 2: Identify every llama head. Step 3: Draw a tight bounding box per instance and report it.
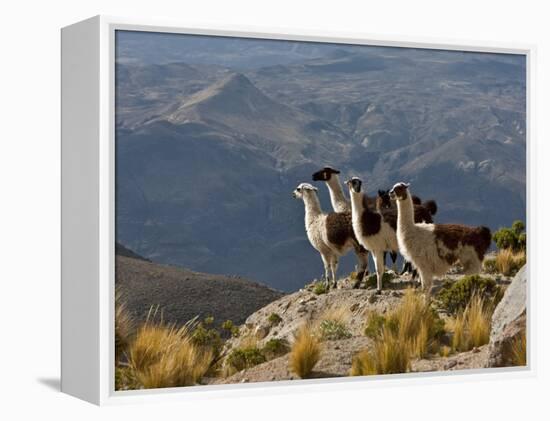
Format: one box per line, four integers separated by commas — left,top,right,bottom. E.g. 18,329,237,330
293,182,318,200
377,189,392,209
389,182,411,201
345,177,363,194
312,166,340,182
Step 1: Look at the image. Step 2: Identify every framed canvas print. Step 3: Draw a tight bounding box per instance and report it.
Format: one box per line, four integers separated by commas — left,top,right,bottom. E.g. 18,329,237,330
61,16,533,405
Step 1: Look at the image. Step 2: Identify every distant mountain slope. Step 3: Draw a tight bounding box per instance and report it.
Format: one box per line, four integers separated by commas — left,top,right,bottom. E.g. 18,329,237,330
115,242,150,261
115,45,526,292
116,254,284,327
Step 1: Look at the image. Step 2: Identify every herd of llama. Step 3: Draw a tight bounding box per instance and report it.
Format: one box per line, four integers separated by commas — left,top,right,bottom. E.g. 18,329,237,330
294,167,492,294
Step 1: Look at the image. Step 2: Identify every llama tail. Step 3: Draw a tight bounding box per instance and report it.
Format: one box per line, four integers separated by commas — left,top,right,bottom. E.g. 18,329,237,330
423,200,438,216
478,226,492,252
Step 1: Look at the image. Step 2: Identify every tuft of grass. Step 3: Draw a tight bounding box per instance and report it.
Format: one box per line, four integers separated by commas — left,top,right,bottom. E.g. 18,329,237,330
436,275,499,315
317,306,352,341
495,248,526,276
439,345,452,358
289,324,321,379
510,332,527,366
363,312,387,339
449,294,492,352
267,313,283,326
351,328,410,376
115,289,135,364
126,318,212,389
386,289,445,358
313,282,328,295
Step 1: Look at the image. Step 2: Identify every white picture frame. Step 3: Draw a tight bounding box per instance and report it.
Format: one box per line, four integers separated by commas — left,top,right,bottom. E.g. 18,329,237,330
61,15,535,405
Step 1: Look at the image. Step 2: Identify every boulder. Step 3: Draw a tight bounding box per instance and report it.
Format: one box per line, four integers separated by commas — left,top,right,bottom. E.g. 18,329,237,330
486,265,527,367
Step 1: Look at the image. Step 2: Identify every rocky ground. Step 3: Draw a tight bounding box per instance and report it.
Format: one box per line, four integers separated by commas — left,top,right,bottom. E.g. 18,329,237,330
208,266,522,385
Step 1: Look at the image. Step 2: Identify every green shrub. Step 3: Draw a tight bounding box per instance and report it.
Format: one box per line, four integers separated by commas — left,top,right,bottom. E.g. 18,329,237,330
221,319,241,338
436,275,499,314
364,312,387,339
226,347,266,372
365,272,395,289
313,282,328,295
262,338,290,359
268,313,283,326
493,220,526,252
482,257,498,274
221,320,234,331
319,319,352,340
191,320,223,360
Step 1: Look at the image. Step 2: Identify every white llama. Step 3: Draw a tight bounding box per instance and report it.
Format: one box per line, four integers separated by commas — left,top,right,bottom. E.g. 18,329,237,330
346,177,399,294
293,182,361,289
389,182,492,293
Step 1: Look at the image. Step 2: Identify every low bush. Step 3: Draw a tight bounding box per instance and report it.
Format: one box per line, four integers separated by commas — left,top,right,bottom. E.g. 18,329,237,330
267,313,283,326
317,306,351,340
262,338,290,359
221,319,240,338
493,220,526,252
319,319,352,340
365,271,396,289
436,275,499,314
226,347,266,372
289,324,321,379
313,282,328,295
363,312,387,339
191,317,224,360
482,257,498,274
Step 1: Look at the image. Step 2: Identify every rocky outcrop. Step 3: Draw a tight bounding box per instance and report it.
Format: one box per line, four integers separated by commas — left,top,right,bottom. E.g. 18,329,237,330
486,265,527,367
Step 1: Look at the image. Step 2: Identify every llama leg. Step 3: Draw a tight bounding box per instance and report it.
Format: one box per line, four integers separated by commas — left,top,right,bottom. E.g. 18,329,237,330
390,251,398,272
330,257,339,289
461,257,482,275
418,268,433,295
320,254,331,288
401,260,410,275
352,243,369,288
374,252,385,294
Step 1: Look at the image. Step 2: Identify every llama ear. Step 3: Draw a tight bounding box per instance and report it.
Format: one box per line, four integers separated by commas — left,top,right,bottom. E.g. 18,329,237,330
378,190,385,196
405,183,410,188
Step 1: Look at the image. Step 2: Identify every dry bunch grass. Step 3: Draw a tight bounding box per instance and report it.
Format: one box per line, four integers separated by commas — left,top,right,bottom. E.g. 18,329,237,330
495,248,526,276
127,316,212,389
449,294,492,352
351,328,410,376
289,323,321,379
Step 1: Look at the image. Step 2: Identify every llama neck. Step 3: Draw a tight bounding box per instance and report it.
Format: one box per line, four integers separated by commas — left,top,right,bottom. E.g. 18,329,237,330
349,191,365,221
302,193,323,226
326,175,349,211
396,195,415,232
